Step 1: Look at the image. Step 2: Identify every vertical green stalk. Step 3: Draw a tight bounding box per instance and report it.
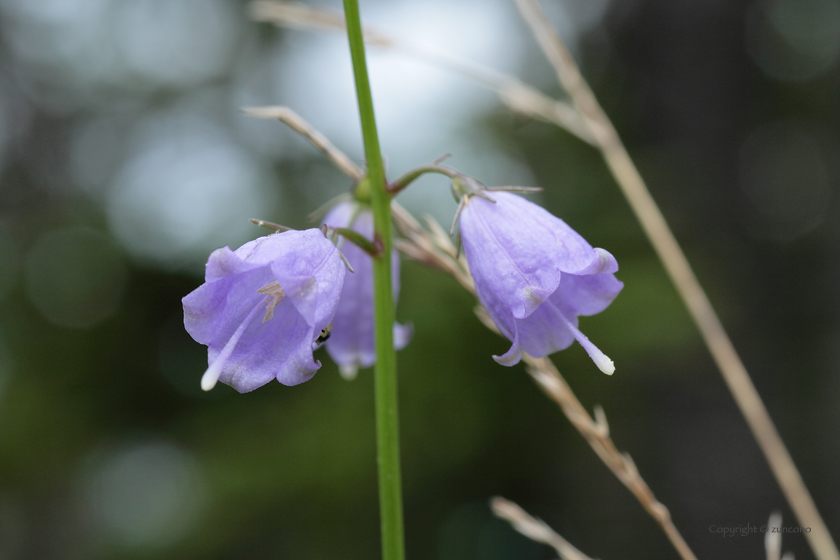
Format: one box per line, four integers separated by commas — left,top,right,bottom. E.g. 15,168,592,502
342,2,405,560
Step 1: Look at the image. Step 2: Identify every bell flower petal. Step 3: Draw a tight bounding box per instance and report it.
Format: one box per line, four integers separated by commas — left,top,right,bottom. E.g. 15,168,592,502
321,201,412,374
459,191,622,373
182,229,345,393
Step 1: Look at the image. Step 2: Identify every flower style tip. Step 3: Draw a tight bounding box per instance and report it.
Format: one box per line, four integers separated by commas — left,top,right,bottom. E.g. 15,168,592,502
183,229,345,393
201,368,220,391
321,201,412,373
558,312,615,375
339,364,359,381
459,190,622,374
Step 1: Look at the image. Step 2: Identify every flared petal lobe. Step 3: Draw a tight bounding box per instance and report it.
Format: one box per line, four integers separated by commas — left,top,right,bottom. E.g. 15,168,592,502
459,192,622,373
321,201,412,375
182,229,345,393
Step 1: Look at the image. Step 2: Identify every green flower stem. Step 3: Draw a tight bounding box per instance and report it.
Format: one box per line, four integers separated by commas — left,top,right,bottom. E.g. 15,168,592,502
326,226,383,257
387,164,465,196
342,2,405,560
388,166,545,199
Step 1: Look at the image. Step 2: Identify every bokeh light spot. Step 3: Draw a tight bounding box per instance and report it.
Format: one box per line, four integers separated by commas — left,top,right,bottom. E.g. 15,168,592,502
25,228,128,329
70,114,131,198
739,121,833,240
107,114,275,269
112,0,240,88
747,0,840,82
81,441,206,549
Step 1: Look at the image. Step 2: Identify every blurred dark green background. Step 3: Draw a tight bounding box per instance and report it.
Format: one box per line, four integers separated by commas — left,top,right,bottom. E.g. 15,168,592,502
0,0,838,558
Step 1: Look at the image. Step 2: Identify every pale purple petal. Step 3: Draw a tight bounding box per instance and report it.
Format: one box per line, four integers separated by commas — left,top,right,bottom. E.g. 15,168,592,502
200,299,265,391
321,202,411,370
459,191,622,373
182,229,345,393
558,271,624,316
490,295,576,367
236,229,345,326
183,265,275,345
214,294,320,390
459,193,562,320
493,343,522,367
478,191,605,273
490,287,615,374
205,246,259,281
510,297,578,359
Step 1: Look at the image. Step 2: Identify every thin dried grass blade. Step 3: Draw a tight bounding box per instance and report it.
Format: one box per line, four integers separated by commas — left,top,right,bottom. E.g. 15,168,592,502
490,497,595,560
248,0,594,143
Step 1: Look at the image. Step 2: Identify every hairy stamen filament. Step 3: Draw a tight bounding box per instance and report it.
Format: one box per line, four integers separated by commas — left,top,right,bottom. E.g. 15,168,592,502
257,281,286,323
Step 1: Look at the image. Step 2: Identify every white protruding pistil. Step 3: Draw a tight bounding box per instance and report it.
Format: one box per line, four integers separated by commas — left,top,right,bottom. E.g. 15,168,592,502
591,351,616,376
558,313,616,375
339,364,359,381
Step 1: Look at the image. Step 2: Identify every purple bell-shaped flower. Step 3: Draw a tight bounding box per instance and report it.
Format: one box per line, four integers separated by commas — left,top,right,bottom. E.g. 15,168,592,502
322,201,412,379
182,229,346,392
458,191,622,374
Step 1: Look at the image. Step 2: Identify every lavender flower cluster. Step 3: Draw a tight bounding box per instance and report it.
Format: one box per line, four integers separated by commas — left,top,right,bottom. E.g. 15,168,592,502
183,183,622,393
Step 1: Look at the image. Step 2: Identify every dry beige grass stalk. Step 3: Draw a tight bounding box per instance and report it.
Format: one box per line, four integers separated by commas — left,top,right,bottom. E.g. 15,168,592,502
241,106,364,181
247,1,595,144
511,1,839,559
523,355,696,560
491,497,595,560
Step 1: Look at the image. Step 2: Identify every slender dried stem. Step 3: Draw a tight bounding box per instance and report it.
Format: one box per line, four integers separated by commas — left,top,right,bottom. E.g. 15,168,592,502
248,1,595,144
510,1,839,559
491,497,595,560
525,356,696,560
393,212,696,560
242,106,364,180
